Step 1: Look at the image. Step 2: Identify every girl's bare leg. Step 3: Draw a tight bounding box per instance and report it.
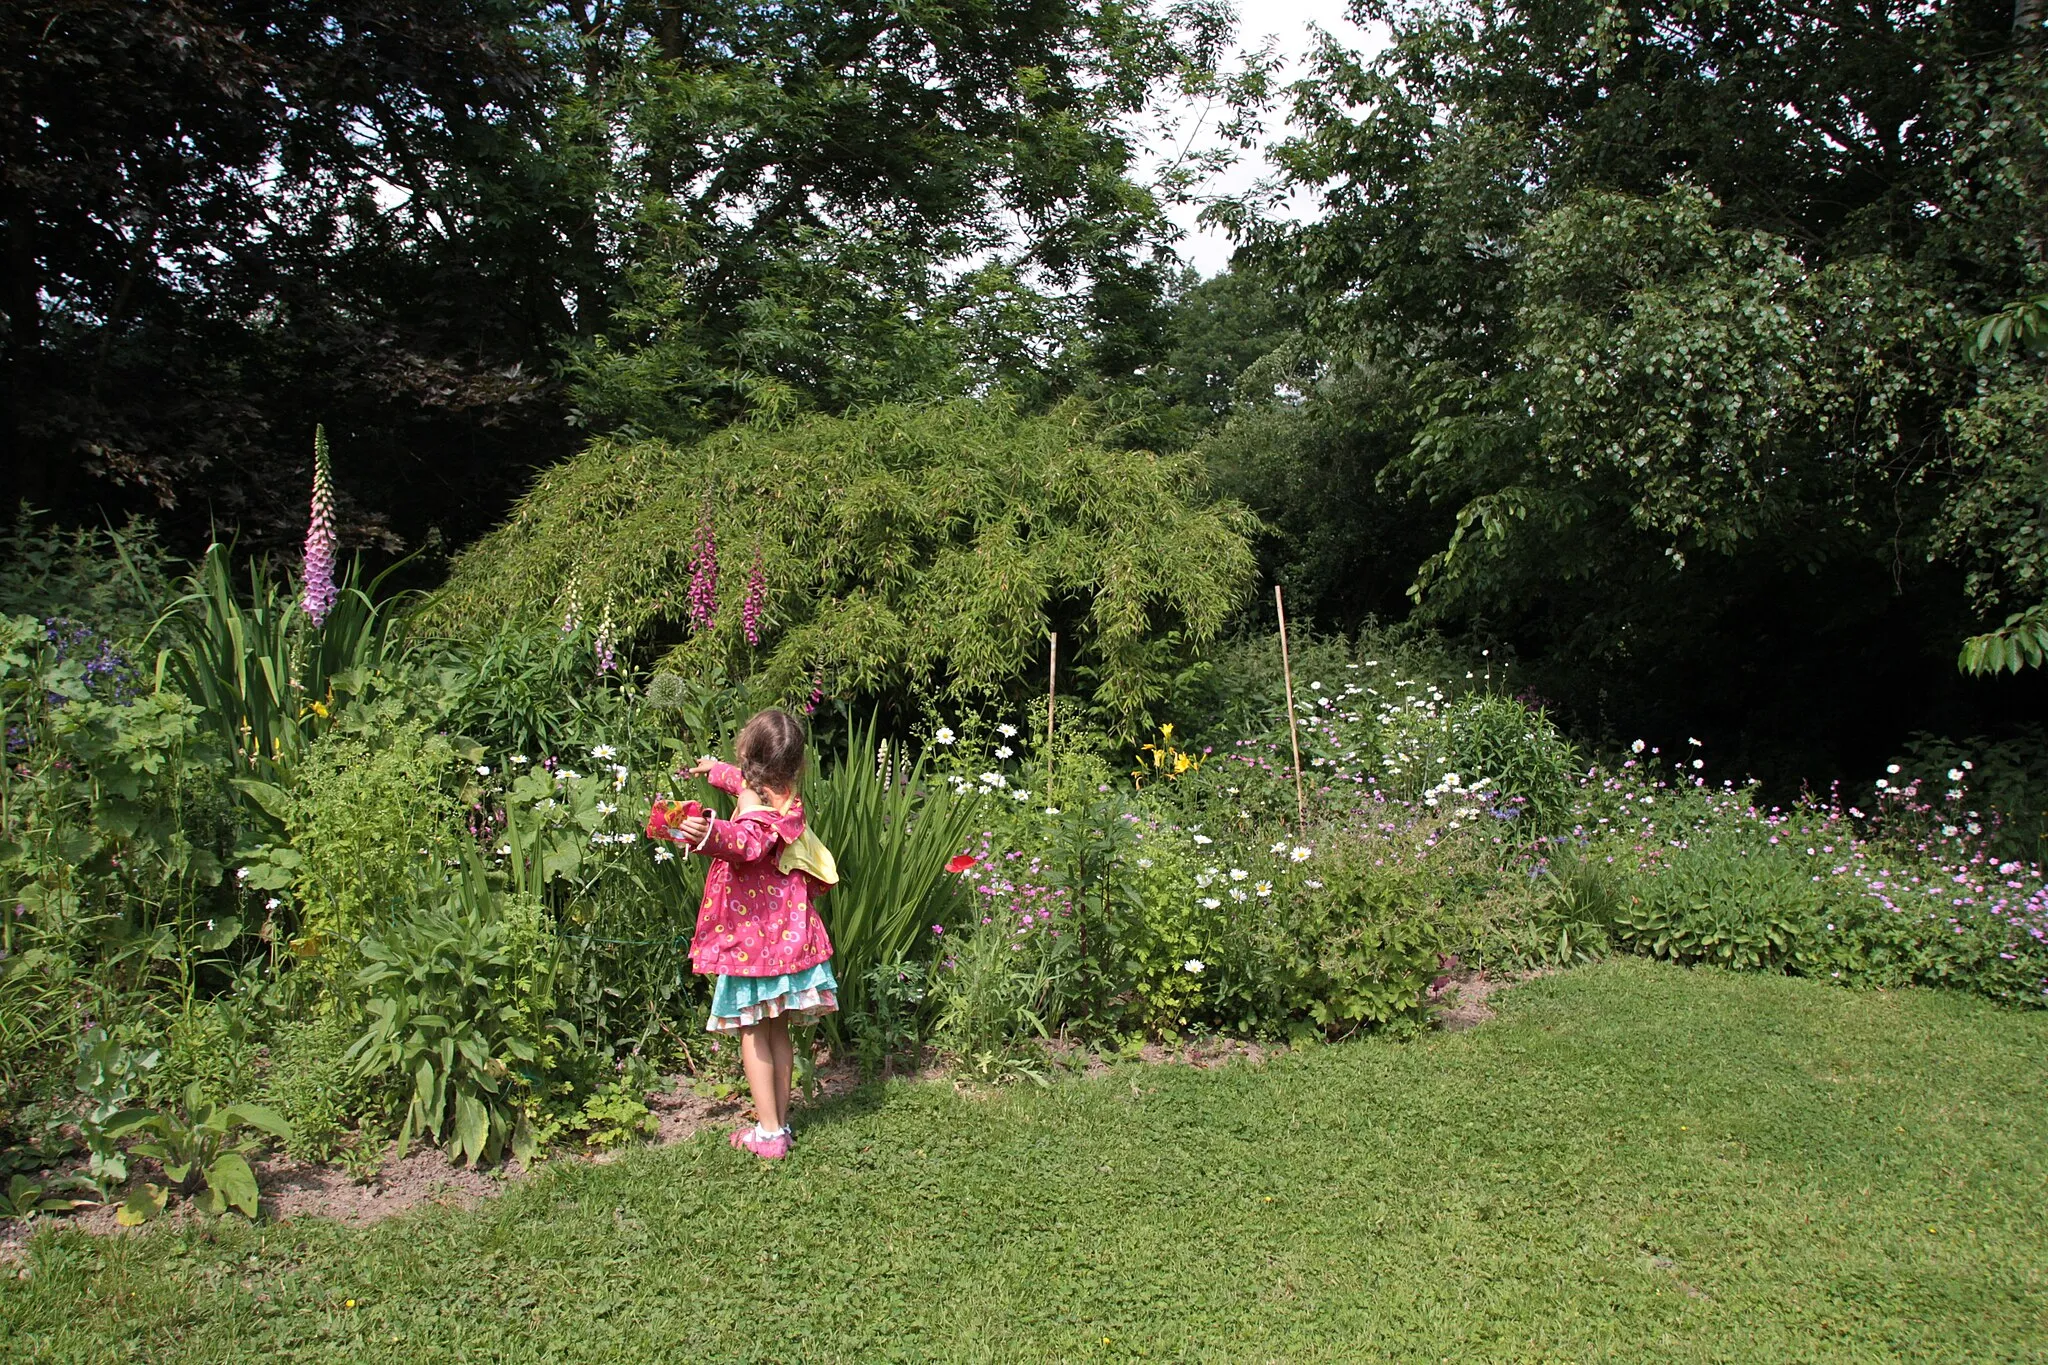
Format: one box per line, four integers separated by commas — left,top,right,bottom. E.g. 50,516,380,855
766,1015,794,1128
739,1023,783,1133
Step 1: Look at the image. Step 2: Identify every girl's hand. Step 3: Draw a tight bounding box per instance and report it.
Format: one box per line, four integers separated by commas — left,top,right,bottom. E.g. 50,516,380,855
677,756,718,781
673,815,711,846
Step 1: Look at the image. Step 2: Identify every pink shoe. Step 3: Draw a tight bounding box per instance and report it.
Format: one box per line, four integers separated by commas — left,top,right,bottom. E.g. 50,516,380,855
736,1126,790,1160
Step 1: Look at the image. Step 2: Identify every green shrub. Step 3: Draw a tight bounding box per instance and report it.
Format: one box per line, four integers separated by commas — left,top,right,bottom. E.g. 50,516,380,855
148,1000,261,1111
343,877,568,1166
1612,840,1839,973
241,700,466,962
425,399,1259,732
929,912,1072,1082
262,1010,373,1163
0,511,174,643
1103,825,1233,1031
435,622,639,762
1238,834,1445,1038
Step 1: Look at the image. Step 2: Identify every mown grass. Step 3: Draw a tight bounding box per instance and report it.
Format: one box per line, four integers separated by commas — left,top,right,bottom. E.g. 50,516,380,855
4,959,2045,1363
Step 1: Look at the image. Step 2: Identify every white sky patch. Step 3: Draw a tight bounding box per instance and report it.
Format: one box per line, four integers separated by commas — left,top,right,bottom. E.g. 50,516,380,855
1138,0,1390,277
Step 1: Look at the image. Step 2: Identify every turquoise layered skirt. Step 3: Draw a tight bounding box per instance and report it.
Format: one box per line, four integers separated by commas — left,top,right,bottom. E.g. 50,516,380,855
706,960,839,1033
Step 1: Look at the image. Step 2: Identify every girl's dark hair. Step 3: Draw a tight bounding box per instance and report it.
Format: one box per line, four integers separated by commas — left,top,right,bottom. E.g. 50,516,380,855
735,708,807,797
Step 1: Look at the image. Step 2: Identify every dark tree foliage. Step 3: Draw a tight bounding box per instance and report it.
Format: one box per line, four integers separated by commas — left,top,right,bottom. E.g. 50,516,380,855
1213,1,2048,787
2,0,1224,554
1,1,572,551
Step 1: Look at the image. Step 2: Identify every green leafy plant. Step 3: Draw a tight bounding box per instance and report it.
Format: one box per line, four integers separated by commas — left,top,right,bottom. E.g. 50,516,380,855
105,1082,294,1223
151,542,409,784
1613,842,1833,973
1244,846,1444,1039
576,1073,659,1150
929,917,1069,1085
0,1174,91,1222
261,1011,374,1163
806,716,984,1025
72,1027,161,1199
344,878,569,1167
237,699,467,963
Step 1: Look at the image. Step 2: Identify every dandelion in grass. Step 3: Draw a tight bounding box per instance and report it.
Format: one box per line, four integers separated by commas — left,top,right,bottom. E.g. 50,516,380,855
1254,881,1272,898
995,745,1014,759
997,723,1018,738
1200,897,1221,909
1289,845,1312,862
1183,959,1205,974
934,726,956,745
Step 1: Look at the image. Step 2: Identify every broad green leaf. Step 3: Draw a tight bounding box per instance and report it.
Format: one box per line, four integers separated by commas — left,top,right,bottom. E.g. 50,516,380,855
454,1094,488,1166
116,1183,168,1226
223,1103,295,1144
205,1153,261,1218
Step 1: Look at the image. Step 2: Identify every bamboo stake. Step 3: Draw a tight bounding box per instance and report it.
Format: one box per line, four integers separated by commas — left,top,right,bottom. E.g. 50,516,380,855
1045,632,1058,802
1275,585,1307,831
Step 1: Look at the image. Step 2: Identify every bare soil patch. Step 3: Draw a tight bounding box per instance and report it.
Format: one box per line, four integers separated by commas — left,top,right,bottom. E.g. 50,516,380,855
1429,965,1549,1031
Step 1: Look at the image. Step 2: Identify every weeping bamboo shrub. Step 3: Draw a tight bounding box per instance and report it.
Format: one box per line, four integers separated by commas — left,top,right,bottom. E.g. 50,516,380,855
423,398,1259,732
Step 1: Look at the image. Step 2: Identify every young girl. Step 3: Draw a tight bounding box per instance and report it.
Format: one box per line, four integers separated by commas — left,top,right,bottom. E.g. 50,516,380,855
664,708,835,1160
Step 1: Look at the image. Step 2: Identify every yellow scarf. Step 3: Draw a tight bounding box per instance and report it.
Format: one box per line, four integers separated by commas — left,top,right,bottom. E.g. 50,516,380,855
777,827,839,886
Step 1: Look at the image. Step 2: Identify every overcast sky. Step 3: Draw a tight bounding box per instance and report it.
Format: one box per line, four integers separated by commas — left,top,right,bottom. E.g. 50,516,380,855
1142,0,1389,276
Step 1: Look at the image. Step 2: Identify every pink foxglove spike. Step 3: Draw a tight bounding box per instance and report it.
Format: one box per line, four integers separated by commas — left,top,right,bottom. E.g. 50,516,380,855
301,425,339,625
687,503,718,631
742,547,766,646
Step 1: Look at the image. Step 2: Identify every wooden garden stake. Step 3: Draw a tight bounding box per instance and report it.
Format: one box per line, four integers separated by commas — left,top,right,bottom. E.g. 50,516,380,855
1046,632,1058,800
1275,585,1308,831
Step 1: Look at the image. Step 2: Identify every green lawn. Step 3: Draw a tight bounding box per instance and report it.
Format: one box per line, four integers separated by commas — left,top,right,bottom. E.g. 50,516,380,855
5,959,2046,1363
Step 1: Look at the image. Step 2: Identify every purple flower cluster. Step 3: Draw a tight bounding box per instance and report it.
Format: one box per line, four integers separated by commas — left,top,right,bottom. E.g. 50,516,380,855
44,618,137,703
301,425,339,626
951,832,1076,949
742,552,767,647
686,507,718,631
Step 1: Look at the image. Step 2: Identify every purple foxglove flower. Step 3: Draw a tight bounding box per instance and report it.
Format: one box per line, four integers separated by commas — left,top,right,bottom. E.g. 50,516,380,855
301,425,339,625
742,550,766,646
687,506,718,631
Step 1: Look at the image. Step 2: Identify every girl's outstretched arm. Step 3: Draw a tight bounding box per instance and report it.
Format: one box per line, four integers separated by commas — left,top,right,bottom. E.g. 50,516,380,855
693,813,781,866
696,759,745,795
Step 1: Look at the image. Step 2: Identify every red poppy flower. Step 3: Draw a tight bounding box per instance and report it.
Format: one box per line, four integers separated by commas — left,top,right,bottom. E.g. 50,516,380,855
946,853,977,875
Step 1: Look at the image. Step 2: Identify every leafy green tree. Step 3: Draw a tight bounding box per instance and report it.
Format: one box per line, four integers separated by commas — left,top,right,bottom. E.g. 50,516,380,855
1207,0,2048,775
2,0,1231,555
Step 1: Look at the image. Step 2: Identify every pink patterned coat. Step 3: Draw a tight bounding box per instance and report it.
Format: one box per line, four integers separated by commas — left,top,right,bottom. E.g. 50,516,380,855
679,761,833,978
